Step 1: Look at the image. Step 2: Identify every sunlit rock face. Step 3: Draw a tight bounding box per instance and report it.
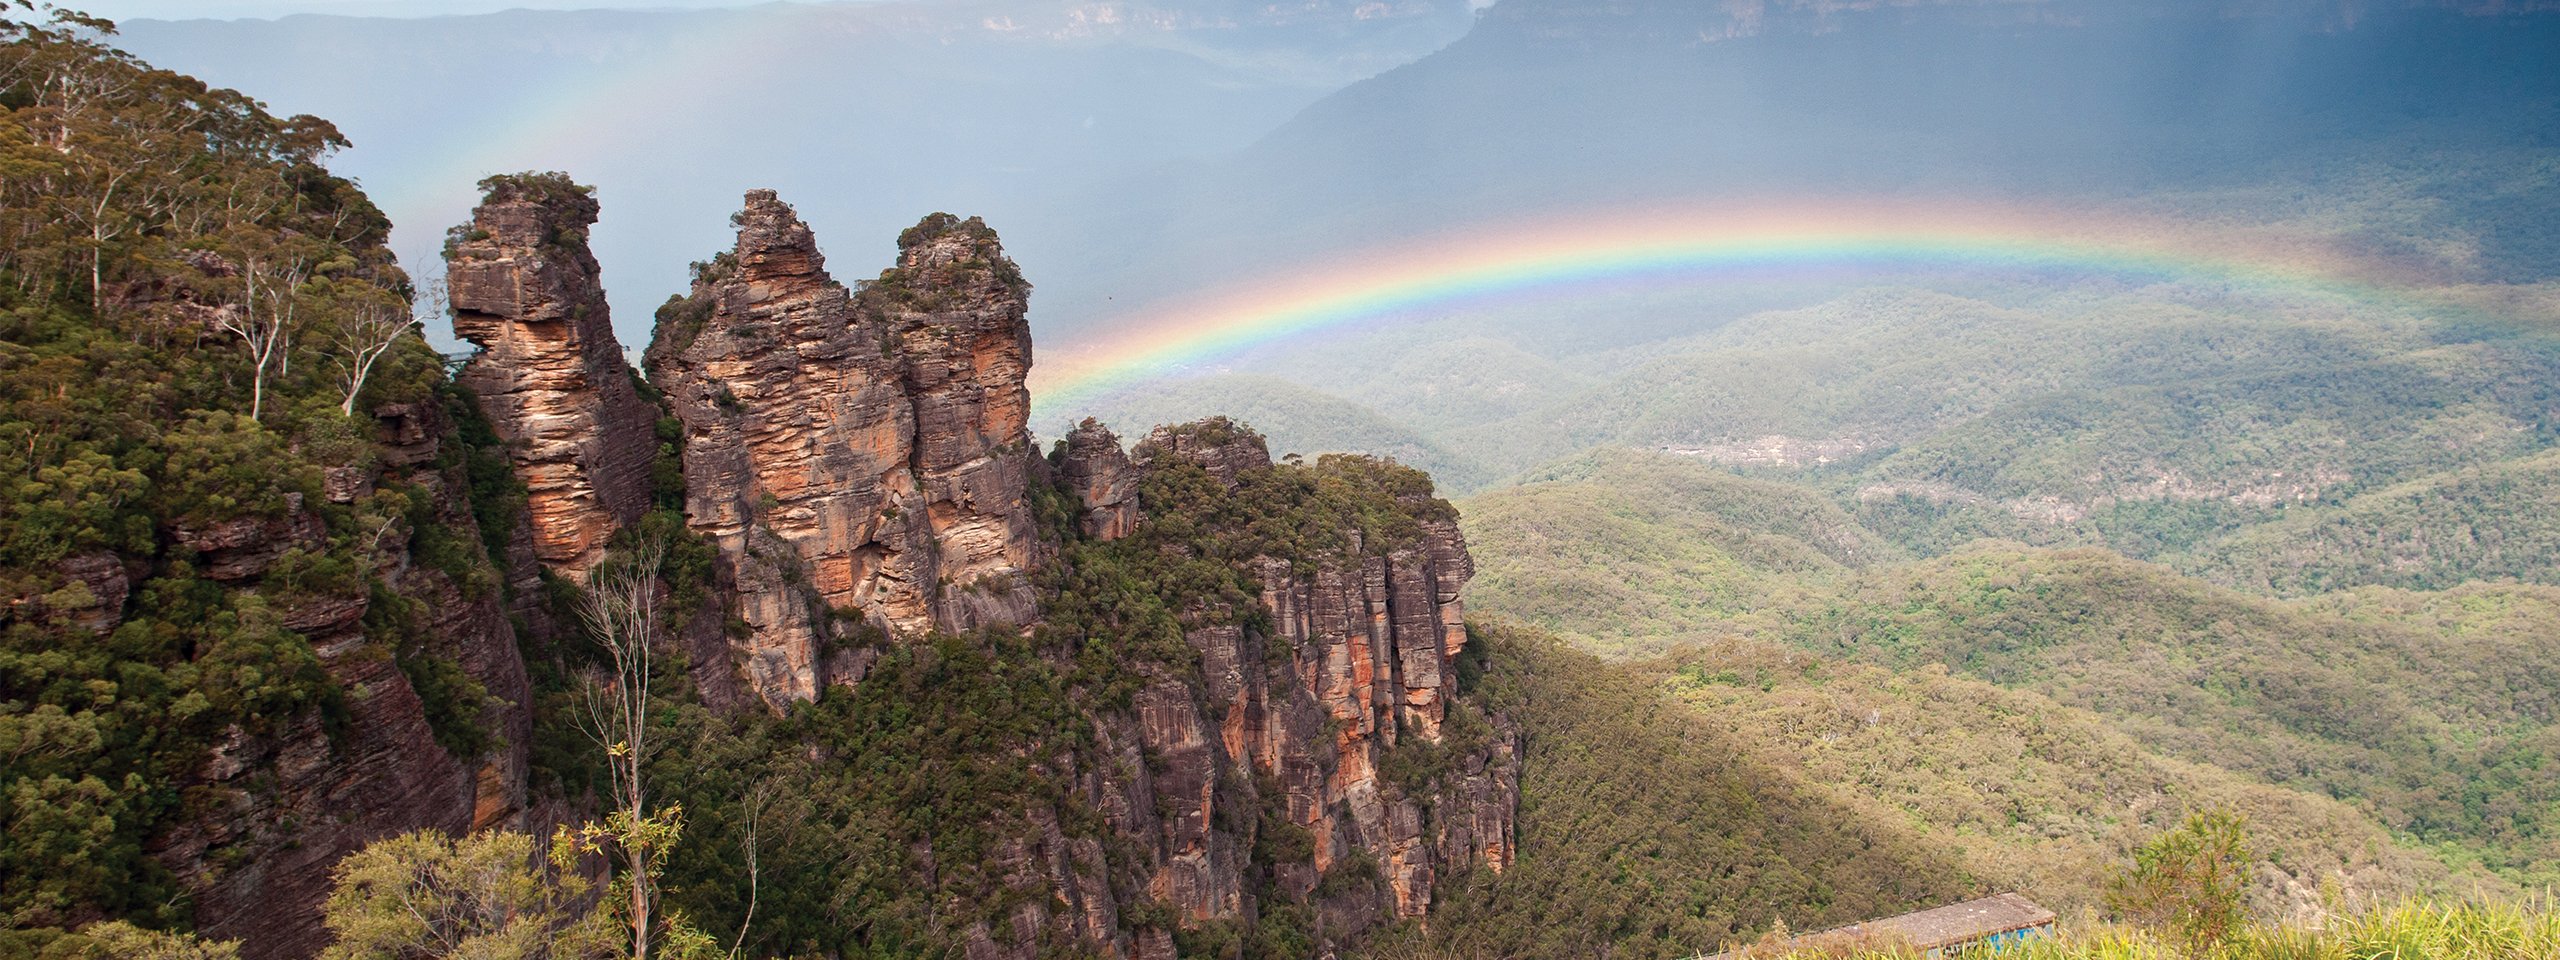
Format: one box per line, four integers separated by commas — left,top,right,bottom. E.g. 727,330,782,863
432,183,1519,958
447,177,656,578
646,191,1041,708
1132,420,1515,929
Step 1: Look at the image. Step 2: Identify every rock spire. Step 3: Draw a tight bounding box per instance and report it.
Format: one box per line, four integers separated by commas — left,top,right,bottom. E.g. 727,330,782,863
645,190,1041,707
446,173,656,577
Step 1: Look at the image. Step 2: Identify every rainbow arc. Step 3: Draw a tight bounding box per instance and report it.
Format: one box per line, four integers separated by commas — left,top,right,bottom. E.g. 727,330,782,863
1027,201,2445,416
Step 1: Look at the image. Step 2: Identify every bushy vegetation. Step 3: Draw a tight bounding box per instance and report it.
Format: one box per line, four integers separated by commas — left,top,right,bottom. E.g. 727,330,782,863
1775,547,2560,885
1461,449,2560,889
2184,449,2560,594
1461,449,1890,654
0,6,492,937
1652,632,2476,917
1716,900,2560,960
1397,623,1979,960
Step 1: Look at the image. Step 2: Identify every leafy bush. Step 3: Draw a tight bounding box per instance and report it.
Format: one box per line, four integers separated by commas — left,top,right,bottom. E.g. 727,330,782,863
2105,812,2250,955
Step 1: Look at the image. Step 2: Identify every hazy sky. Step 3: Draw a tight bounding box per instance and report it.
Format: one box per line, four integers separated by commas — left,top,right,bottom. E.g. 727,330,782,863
72,0,802,21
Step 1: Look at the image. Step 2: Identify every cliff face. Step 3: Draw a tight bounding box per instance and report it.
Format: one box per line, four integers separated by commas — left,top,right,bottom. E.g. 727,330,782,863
409,189,1516,960
448,176,656,578
645,192,1040,708
155,399,534,960
952,420,1518,960
1143,422,1511,923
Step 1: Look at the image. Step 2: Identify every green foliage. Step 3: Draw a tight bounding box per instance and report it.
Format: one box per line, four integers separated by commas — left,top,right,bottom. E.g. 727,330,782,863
2106,811,2251,954
1138,446,1452,567
1732,900,2560,960
639,629,1105,958
0,18,512,935
320,829,617,960
1407,623,1977,960
441,387,528,570
1769,548,2560,884
12,921,241,960
1465,451,2560,889
1459,449,1891,656
2185,448,2560,594
632,447,1479,958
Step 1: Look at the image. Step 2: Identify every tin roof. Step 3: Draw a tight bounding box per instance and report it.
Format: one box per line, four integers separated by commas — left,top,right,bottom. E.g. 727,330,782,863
1848,893,2055,948
1700,894,2056,958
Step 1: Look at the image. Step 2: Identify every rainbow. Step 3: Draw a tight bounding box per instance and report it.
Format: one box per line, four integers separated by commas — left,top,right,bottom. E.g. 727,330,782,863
1027,200,2453,417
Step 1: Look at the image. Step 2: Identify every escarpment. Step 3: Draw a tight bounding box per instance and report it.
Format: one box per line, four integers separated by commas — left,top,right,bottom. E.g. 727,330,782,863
644,192,1040,707
882,417,1518,960
446,188,1517,958
158,400,538,960
1054,420,1521,954
1,25,1517,957
447,174,657,577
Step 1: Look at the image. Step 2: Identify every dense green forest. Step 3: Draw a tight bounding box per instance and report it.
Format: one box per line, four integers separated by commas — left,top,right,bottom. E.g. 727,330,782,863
1457,450,2560,900
0,6,478,934
1359,624,2495,960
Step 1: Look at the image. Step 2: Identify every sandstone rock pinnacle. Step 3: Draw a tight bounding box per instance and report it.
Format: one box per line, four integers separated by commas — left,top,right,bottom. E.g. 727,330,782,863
447,173,655,577
646,191,1042,707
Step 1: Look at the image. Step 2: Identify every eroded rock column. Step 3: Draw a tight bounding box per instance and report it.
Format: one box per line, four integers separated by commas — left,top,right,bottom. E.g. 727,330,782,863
447,175,655,577
646,191,1042,707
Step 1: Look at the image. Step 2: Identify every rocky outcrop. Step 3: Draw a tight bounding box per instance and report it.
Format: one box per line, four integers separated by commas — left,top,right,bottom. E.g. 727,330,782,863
1132,416,1272,488
874,211,1043,630
1056,419,1139,541
448,174,656,578
970,420,1518,960
646,192,1040,708
159,400,533,960
443,191,1517,959
170,494,325,582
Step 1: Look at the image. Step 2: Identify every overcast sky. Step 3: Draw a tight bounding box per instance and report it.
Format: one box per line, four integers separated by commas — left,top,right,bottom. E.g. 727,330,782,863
70,0,805,21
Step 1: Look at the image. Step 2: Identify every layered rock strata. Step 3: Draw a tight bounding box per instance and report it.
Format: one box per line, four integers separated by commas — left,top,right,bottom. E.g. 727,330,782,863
449,191,1520,959
965,421,1519,960
159,400,533,960
646,192,1040,707
448,176,656,577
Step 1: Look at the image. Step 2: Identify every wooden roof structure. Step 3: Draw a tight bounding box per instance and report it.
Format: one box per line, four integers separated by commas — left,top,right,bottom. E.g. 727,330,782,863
1701,893,2057,958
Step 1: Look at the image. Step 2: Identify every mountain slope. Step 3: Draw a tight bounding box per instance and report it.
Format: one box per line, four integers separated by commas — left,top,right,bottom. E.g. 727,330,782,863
1459,451,2560,885
2186,448,2560,594
1459,449,1895,655
1373,623,2486,960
